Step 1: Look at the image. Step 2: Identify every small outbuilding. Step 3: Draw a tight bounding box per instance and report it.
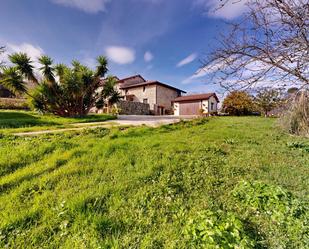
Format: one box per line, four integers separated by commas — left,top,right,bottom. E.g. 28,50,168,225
173,93,219,116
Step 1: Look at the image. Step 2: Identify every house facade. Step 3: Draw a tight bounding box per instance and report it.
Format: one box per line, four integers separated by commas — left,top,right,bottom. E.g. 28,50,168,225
114,75,186,115
98,74,219,116
173,93,219,115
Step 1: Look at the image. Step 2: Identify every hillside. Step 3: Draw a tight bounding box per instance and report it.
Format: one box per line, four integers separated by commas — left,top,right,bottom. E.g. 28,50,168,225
0,117,308,248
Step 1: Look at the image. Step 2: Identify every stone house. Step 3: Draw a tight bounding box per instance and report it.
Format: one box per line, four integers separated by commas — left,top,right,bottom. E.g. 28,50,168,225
114,75,186,115
98,74,219,116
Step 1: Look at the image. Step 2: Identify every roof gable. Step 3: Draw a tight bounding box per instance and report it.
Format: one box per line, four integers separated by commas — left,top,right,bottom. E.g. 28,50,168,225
117,74,146,84
120,80,186,93
174,93,219,102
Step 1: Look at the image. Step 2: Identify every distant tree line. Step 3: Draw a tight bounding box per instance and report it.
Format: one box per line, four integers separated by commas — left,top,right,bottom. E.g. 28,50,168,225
222,87,290,117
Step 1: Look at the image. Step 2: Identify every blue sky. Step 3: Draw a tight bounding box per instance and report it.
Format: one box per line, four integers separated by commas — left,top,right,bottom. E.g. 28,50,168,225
0,0,247,95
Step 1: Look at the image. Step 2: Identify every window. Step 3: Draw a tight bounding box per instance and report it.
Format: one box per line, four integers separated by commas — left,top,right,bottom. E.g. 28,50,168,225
143,86,146,92
143,98,148,104
211,102,214,111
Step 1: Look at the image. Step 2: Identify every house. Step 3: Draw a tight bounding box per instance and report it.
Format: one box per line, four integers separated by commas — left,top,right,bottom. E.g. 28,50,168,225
114,75,186,115
173,93,219,115
98,74,219,116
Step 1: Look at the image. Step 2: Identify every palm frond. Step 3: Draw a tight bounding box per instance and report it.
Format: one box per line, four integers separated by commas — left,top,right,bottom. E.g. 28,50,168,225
9,53,38,84
0,67,27,95
38,55,55,83
102,76,117,98
72,60,83,72
95,56,108,77
55,63,69,83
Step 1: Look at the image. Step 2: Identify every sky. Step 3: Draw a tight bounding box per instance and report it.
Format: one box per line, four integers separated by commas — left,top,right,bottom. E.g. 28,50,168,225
0,0,248,96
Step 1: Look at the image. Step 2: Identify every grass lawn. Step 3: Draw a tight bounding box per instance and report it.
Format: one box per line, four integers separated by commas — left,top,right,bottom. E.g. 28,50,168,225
0,117,308,248
0,110,116,133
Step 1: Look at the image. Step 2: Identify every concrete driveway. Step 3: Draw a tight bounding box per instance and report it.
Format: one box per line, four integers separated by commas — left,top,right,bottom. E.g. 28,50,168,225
115,115,196,127
13,115,197,136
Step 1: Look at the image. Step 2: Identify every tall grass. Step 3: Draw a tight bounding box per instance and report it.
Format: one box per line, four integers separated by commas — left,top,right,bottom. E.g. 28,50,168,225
280,90,309,137
0,117,308,248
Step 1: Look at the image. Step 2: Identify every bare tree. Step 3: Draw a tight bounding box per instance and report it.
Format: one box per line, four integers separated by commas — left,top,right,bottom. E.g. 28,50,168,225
202,0,309,90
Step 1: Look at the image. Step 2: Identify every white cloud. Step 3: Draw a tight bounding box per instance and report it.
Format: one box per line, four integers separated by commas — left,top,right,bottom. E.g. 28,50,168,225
176,53,197,67
1,42,44,68
105,46,135,64
50,0,110,13
182,60,228,84
182,68,207,84
194,0,248,20
144,51,153,62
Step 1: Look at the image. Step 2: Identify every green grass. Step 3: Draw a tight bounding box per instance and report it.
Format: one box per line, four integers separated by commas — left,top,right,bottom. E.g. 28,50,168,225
0,110,116,133
0,117,308,248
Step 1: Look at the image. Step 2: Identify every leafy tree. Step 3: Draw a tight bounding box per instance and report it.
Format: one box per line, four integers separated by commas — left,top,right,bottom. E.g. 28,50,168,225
0,52,120,117
255,87,283,116
223,91,256,116
94,76,122,113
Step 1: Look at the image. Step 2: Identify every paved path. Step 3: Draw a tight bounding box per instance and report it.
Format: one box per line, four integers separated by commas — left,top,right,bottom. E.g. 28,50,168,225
13,115,196,136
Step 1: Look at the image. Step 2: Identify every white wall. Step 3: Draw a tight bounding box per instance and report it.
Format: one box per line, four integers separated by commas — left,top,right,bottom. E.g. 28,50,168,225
208,96,218,112
173,102,180,115
202,100,208,113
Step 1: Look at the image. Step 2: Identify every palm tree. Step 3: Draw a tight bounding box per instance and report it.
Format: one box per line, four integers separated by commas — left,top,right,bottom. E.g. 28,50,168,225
0,52,121,117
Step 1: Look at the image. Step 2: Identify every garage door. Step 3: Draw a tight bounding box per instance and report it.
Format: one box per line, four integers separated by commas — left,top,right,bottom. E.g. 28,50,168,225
179,101,201,115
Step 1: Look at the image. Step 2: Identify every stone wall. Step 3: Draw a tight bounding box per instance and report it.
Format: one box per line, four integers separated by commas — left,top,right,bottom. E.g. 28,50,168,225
117,100,150,115
123,85,156,111
0,98,29,110
156,85,181,114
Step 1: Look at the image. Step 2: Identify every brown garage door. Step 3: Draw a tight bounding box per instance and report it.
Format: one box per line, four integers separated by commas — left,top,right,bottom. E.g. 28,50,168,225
179,101,201,115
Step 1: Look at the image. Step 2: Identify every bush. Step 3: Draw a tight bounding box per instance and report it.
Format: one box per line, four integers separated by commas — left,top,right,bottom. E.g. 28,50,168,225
223,91,257,116
184,210,255,248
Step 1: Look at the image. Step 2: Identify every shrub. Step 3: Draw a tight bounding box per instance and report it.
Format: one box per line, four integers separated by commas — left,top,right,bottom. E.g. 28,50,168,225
184,210,255,248
222,91,256,116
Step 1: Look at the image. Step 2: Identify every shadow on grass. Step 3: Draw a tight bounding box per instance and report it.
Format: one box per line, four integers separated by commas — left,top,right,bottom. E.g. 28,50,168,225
0,158,68,195
0,111,57,128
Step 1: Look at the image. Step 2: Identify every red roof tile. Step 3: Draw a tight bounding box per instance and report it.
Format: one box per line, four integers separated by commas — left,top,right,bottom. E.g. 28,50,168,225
174,93,219,102
120,80,186,93
117,74,146,83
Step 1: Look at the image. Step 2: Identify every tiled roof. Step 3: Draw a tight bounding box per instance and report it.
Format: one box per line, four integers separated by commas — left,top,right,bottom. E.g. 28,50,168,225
120,80,186,93
99,76,119,86
117,74,146,83
174,93,219,102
